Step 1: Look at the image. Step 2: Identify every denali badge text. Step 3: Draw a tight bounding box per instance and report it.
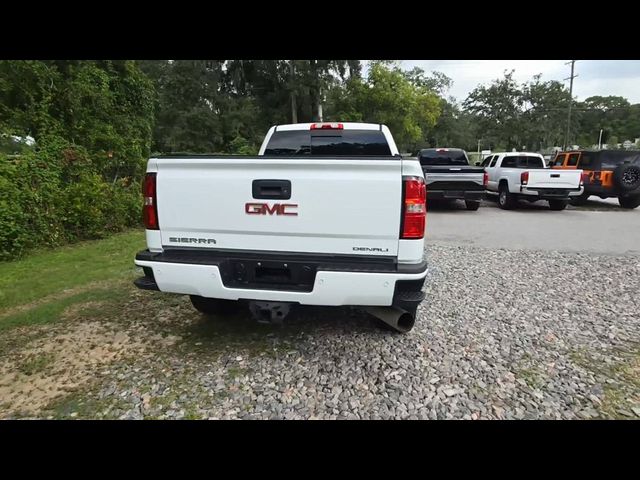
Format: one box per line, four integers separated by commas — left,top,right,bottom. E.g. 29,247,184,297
245,203,298,216
353,247,389,252
169,237,217,245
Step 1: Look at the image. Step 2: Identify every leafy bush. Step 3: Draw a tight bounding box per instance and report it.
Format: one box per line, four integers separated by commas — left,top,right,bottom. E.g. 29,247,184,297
228,135,258,155
0,139,142,261
0,60,153,261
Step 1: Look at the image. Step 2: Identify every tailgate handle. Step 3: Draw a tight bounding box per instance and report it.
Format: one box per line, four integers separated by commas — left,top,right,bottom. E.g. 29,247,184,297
252,180,291,200
550,173,560,178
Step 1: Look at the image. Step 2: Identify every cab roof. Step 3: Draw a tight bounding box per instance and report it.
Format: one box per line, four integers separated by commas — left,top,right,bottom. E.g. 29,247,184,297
492,151,543,157
274,122,382,131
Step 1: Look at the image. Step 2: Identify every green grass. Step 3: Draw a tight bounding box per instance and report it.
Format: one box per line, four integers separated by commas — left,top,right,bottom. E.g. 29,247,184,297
0,285,130,333
0,230,145,312
517,366,545,389
570,346,640,419
45,391,131,420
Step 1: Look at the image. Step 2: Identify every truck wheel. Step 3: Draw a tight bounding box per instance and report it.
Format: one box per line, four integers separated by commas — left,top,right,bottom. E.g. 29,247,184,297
465,200,481,211
613,164,640,192
548,199,568,211
619,195,640,209
570,192,590,205
498,184,515,210
190,295,240,315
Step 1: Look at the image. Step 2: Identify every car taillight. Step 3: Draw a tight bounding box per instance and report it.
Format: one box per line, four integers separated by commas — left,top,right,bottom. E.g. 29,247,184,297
143,173,159,230
310,123,343,130
521,171,529,185
483,171,488,187
401,176,426,239
580,173,589,185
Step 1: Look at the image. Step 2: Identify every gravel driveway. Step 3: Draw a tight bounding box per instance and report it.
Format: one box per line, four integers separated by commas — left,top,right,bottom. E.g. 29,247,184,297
6,241,637,420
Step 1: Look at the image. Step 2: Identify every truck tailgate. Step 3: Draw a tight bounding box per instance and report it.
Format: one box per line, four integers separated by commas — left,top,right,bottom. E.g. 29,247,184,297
527,170,581,189
154,157,403,257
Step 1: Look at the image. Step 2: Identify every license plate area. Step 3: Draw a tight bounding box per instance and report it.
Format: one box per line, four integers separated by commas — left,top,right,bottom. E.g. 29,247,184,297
219,259,317,292
537,189,569,197
255,265,291,282
443,191,464,198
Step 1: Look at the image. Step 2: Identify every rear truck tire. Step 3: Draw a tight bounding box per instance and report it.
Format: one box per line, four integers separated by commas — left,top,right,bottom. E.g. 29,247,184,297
570,191,590,205
613,164,640,192
618,195,640,209
548,199,568,211
498,184,515,210
190,295,241,315
465,200,481,211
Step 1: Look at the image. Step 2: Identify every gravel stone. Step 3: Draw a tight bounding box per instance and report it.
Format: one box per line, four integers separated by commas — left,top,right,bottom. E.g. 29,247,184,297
14,243,639,421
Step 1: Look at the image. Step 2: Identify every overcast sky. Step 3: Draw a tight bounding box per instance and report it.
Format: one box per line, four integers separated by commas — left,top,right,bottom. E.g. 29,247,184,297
365,61,640,104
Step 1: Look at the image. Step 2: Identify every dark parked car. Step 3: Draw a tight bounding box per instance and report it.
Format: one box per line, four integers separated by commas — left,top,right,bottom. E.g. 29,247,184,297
416,148,487,210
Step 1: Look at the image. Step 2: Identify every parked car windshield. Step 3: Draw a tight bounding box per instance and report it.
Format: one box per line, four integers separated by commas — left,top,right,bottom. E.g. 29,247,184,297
501,156,545,169
417,149,469,166
263,130,392,156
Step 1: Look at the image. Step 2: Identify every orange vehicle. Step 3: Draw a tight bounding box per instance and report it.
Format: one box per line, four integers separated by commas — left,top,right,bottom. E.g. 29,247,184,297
551,150,640,209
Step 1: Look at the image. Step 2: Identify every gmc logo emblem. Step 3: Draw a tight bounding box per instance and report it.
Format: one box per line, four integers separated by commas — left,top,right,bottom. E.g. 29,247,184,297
245,203,298,216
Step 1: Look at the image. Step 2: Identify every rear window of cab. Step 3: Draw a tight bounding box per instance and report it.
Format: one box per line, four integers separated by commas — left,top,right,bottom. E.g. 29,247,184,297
263,130,392,156
417,149,469,166
501,156,545,169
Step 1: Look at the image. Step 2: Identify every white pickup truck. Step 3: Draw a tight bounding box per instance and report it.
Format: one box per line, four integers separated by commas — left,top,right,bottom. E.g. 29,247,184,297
483,152,585,210
133,122,428,333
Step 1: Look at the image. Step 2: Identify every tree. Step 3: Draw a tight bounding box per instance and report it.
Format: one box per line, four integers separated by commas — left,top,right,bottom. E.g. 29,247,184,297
403,67,452,96
428,98,478,151
0,60,156,259
141,60,226,153
463,70,524,151
576,95,634,147
328,61,441,151
141,60,364,154
0,60,155,179
463,71,578,151
521,74,572,150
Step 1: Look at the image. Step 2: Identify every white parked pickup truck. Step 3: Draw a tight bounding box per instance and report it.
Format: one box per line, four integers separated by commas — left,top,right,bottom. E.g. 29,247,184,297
133,122,428,333
483,152,585,210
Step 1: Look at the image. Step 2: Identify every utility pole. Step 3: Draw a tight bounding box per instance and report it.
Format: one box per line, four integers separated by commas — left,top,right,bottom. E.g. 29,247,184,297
563,60,578,150
598,128,603,150
290,60,297,124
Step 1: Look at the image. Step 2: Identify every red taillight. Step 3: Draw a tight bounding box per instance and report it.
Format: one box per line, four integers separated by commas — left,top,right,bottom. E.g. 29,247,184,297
310,123,343,130
401,176,426,239
143,173,159,230
483,171,488,187
521,171,529,185
580,173,589,185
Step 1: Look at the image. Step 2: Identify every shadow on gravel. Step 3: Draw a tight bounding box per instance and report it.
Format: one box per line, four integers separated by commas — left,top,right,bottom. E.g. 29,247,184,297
568,199,628,212
176,304,395,353
426,194,634,213
483,193,628,212
481,195,551,211
426,200,477,212
427,197,556,212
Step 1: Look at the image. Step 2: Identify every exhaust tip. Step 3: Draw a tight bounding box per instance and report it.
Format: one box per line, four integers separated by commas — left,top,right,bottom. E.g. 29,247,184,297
363,306,416,333
396,312,415,333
